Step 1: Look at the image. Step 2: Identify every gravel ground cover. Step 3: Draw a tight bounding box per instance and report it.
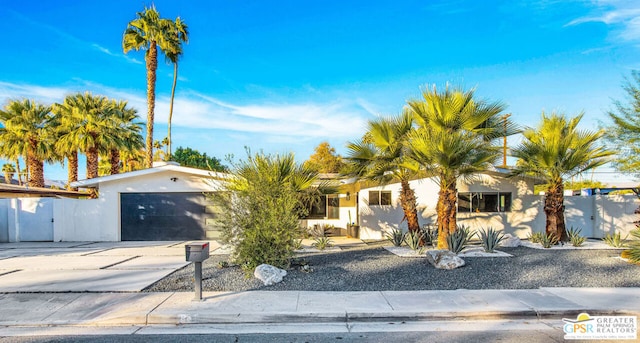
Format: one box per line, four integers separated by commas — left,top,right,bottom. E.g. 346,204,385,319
144,242,640,292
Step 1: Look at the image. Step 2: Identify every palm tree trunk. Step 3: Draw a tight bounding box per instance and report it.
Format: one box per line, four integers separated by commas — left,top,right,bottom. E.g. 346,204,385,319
67,151,78,191
145,43,158,169
399,179,420,233
167,62,178,161
15,159,21,185
109,149,120,175
26,146,44,188
544,182,567,241
436,180,458,250
86,146,99,179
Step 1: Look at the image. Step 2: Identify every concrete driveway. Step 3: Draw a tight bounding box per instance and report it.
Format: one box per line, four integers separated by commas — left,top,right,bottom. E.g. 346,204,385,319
0,241,226,292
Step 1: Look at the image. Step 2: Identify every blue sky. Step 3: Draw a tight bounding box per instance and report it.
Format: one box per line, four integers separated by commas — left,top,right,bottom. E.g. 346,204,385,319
1,0,639,184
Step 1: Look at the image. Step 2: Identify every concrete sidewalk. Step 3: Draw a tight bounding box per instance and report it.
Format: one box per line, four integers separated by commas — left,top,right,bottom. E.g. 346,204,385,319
0,288,637,328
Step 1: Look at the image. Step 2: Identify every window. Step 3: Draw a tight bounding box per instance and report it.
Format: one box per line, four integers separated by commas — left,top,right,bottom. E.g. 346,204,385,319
458,192,511,212
369,190,392,206
306,195,340,219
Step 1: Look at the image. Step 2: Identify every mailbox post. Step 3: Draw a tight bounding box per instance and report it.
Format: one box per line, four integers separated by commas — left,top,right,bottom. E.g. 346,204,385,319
185,242,210,301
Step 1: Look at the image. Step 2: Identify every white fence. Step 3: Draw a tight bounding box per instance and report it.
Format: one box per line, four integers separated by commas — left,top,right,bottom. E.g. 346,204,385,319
0,194,639,242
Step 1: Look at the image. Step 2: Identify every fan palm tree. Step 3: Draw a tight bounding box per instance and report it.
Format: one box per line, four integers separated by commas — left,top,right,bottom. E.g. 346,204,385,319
123,5,176,169
104,100,143,175
0,99,54,188
510,112,613,241
165,16,188,160
345,111,422,233
54,92,114,180
406,85,515,249
2,163,15,184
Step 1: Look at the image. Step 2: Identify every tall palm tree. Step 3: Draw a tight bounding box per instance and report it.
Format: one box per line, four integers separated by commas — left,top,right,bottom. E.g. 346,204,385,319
510,112,613,241
104,100,143,175
0,99,54,188
165,17,189,160
406,85,515,249
123,5,176,168
345,111,422,233
54,92,114,180
2,163,15,184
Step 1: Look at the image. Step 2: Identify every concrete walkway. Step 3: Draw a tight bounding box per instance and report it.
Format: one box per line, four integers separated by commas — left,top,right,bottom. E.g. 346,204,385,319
0,288,637,328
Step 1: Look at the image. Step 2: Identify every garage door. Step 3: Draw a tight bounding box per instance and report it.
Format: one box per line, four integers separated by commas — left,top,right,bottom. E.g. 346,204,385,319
120,192,223,241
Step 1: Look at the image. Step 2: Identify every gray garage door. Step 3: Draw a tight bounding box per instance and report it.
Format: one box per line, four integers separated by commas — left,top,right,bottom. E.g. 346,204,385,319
120,192,223,241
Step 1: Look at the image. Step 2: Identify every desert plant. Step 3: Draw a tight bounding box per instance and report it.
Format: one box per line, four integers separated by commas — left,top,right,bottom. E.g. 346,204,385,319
478,227,505,253
446,225,476,254
420,224,438,247
293,239,304,250
385,228,405,247
603,231,627,248
405,230,424,251
217,261,229,269
541,233,559,248
624,228,640,264
312,236,333,250
567,226,586,247
528,232,545,244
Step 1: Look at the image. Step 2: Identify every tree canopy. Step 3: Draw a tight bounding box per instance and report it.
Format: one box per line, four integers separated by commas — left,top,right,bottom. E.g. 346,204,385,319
172,146,226,171
303,141,345,173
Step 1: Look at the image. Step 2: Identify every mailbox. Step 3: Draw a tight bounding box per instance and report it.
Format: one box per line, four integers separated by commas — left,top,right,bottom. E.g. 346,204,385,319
185,242,210,262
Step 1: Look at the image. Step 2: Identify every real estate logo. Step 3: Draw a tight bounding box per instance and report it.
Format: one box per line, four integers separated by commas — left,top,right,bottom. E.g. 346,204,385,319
563,312,637,340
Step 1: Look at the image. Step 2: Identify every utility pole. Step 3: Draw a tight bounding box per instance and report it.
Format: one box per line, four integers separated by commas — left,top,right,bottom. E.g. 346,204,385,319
502,113,511,168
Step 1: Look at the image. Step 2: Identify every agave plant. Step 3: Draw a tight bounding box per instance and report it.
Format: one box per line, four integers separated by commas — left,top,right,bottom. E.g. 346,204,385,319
622,227,640,264
541,233,559,248
566,226,586,247
385,228,405,247
479,227,505,253
528,232,544,244
603,231,627,248
420,224,438,247
405,230,424,251
446,225,476,254
312,236,333,250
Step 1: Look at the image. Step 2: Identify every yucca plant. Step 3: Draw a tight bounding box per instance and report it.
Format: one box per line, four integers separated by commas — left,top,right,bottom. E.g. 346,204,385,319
603,231,627,248
541,233,559,248
479,227,505,253
622,227,640,264
312,236,333,250
566,226,586,247
293,239,304,250
385,228,405,247
405,230,424,251
446,225,476,254
528,232,545,244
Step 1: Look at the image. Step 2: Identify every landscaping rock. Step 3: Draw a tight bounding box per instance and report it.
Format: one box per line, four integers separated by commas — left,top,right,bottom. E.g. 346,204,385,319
425,250,465,270
254,264,287,286
501,234,521,247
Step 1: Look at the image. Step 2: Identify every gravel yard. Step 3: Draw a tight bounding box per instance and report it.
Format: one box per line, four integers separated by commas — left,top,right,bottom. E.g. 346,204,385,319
144,242,640,292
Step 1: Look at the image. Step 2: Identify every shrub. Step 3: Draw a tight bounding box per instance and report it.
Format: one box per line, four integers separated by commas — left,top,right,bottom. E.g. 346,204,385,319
567,226,586,247
541,233,559,248
293,239,304,250
603,231,627,248
528,232,544,244
478,227,505,253
385,228,404,247
623,227,640,264
446,225,476,254
405,230,424,251
312,236,332,250
211,151,323,272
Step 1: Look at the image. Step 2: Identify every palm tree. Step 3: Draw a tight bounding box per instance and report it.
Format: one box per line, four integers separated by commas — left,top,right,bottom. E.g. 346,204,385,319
165,17,189,160
510,112,613,241
406,85,515,249
0,99,54,188
2,163,15,184
54,92,114,180
345,111,422,233
123,5,176,169
104,100,143,175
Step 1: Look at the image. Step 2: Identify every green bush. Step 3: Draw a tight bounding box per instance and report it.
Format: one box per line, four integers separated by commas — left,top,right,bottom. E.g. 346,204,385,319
567,226,586,247
624,227,640,264
446,225,476,254
385,228,404,247
478,227,505,253
211,151,322,272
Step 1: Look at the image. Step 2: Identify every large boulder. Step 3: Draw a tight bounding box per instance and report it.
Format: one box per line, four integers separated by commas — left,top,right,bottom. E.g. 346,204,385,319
500,233,521,248
425,250,465,270
254,264,287,285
